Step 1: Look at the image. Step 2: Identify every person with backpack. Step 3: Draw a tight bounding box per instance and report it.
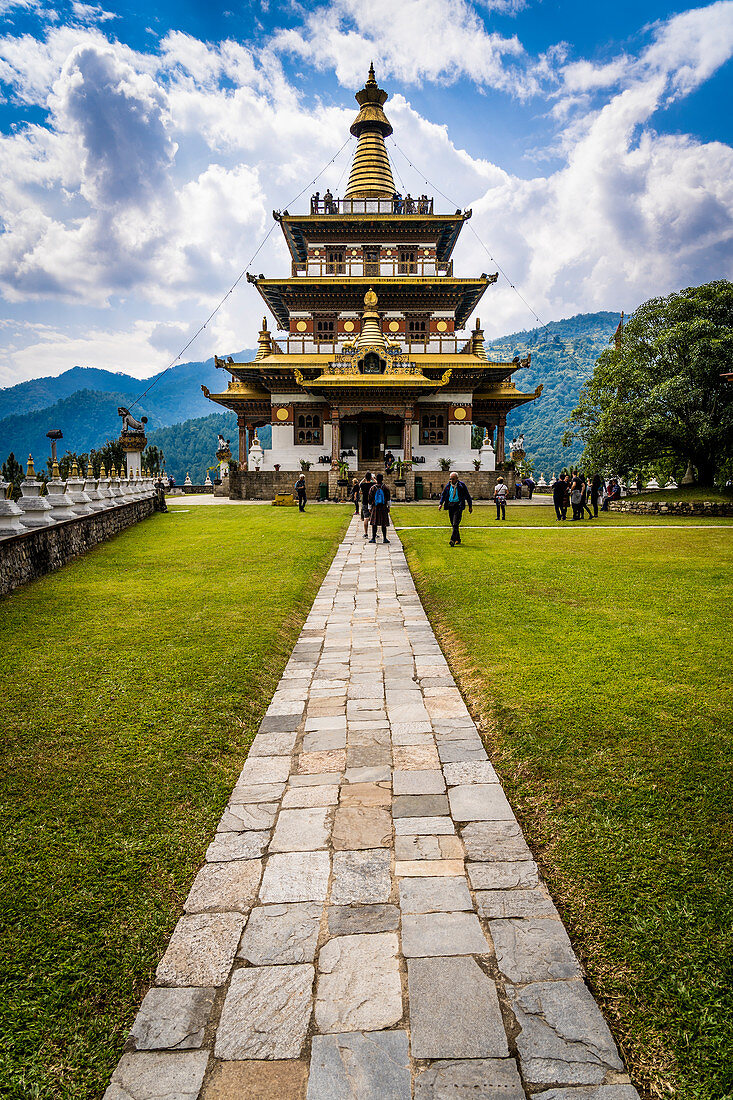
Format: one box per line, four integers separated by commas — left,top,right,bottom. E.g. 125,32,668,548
438,471,473,546
359,471,374,538
294,473,307,512
494,476,508,520
368,472,391,543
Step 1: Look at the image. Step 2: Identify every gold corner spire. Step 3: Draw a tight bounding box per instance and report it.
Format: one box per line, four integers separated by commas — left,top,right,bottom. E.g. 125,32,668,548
344,66,395,199
356,287,387,350
26,454,35,478
255,316,271,361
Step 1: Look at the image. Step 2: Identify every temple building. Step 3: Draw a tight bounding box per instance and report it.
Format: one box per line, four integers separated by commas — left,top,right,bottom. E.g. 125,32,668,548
203,66,541,497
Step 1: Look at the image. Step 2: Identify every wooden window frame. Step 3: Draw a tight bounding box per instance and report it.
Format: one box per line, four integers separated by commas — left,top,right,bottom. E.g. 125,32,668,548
294,407,324,445
419,407,448,446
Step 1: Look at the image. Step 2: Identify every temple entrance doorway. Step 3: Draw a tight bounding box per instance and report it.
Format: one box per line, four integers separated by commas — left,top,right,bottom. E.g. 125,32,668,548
360,419,382,463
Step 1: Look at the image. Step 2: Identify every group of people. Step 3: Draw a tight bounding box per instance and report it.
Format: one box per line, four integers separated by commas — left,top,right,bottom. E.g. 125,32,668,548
392,193,430,213
551,473,619,520
350,472,392,543
310,190,338,214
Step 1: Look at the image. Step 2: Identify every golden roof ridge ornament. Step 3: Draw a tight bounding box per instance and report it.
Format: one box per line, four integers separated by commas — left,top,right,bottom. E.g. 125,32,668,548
255,316,271,361
344,65,395,199
356,287,387,351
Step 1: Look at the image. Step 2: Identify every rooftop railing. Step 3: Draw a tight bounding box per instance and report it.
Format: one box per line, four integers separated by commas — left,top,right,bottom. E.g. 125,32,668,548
285,334,460,355
292,258,453,278
308,196,434,215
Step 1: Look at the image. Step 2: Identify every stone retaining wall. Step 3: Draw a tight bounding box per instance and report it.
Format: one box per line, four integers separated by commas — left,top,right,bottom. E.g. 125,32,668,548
610,499,733,516
229,468,516,501
0,498,158,597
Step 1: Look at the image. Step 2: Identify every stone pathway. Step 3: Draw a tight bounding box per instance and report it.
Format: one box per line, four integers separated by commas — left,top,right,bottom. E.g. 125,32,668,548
105,518,640,1100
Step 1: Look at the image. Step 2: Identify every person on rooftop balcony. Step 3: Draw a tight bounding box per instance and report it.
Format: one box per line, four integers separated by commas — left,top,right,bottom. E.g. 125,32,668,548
310,191,320,213
392,192,402,213
405,194,414,213
323,189,335,213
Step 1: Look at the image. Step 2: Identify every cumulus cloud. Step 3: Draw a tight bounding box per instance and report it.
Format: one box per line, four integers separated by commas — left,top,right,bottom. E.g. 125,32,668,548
0,0,731,382
272,0,529,94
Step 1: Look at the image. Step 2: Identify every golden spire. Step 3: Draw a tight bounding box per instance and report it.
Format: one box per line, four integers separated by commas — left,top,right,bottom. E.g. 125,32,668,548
87,461,94,479
26,454,35,478
356,288,387,350
344,66,395,199
52,459,60,480
471,317,488,360
255,316,271,361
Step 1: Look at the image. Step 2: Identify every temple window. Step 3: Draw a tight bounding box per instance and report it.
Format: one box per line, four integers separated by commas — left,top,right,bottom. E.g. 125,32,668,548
406,316,428,342
295,410,323,444
364,247,380,276
398,249,416,274
420,410,447,445
313,315,336,342
326,250,345,274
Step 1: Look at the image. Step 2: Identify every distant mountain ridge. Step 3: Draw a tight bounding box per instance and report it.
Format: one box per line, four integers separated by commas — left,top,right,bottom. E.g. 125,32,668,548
0,313,621,481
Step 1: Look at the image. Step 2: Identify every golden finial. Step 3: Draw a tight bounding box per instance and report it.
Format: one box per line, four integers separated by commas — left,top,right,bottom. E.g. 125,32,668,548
26,454,35,478
71,460,79,477
100,464,106,478
368,61,376,83
87,461,94,478
345,68,395,199
52,459,60,479
110,465,116,477
364,288,378,308
256,315,272,361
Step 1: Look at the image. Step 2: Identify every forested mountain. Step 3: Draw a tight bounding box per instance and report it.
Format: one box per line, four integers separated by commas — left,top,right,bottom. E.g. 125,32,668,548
145,414,271,483
0,351,254,473
486,311,621,475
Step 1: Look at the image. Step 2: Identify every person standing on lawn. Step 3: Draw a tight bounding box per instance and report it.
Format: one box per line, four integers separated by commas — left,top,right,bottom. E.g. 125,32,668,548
359,471,374,538
590,474,603,517
350,477,360,514
294,473,307,511
494,476,508,520
552,475,565,521
438,471,473,546
368,472,391,543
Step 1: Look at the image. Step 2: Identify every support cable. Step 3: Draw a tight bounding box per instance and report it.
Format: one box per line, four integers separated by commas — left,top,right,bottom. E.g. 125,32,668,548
128,136,354,410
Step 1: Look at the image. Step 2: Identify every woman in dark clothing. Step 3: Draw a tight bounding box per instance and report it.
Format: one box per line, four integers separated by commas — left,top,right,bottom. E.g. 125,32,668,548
590,474,603,517
350,478,360,514
580,478,594,519
368,472,391,543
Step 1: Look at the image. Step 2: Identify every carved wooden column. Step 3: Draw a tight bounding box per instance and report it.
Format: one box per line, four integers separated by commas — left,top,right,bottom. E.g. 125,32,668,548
496,414,507,465
330,407,340,466
402,407,413,461
237,413,248,470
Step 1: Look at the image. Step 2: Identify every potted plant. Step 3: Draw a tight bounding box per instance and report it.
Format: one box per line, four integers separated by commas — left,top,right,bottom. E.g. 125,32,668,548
337,459,349,486
274,463,281,472
394,458,411,485
473,458,481,471
299,459,312,471
438,457,452,472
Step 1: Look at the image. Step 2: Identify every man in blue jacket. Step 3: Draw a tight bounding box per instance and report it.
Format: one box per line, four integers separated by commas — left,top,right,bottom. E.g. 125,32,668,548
438,471,473,546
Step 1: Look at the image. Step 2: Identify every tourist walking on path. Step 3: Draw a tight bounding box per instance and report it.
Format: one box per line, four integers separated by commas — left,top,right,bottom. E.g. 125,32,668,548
350,478,360,514
438,471,473,546
552,475,566,521
591,474,603,518
494,476,508,521
581,478,594,519
359,471,374,538
294,474,307,512
368,473,391,543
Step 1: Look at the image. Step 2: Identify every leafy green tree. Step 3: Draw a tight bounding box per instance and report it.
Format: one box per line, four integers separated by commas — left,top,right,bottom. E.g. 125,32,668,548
142,445,164,473
563,282,733,485
2,452,24,500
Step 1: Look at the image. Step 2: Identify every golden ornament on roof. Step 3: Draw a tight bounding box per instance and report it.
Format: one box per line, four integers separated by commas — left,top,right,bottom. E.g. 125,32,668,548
364,288,378,308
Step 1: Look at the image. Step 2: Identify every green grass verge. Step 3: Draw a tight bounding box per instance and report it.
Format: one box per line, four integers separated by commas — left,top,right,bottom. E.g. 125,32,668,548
393,503,733,1100
632,486,733,501
0,504,349,1100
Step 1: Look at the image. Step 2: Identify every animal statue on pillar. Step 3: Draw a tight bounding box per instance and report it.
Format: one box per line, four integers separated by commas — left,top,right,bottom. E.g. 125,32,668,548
118,407,148,433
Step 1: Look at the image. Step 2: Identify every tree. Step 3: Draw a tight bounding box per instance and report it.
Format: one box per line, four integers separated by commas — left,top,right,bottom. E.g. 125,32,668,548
142,445,164,473
563,282,733,484
2,452,24,500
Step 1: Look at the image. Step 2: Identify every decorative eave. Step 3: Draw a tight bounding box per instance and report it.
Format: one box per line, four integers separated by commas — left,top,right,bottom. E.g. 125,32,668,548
274,212,472,265
473,381,544,408
247,273,496,331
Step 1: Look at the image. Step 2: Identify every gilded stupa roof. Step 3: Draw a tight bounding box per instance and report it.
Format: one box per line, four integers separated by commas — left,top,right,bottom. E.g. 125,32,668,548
344,65,395,199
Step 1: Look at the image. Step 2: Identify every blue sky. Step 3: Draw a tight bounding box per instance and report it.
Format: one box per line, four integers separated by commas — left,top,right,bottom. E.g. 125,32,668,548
0,0,731,386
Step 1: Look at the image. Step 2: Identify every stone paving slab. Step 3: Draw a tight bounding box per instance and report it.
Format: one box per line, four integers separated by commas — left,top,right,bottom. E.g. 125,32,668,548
106,517,640,1099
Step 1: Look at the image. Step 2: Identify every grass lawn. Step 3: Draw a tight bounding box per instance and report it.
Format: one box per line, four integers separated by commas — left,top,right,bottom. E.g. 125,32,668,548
632,486,733,501
0,504,349,1100
393,503,733,1100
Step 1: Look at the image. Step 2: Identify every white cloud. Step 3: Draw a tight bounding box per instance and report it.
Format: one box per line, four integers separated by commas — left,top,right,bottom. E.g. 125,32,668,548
0,0,731,385
272,0,530,94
